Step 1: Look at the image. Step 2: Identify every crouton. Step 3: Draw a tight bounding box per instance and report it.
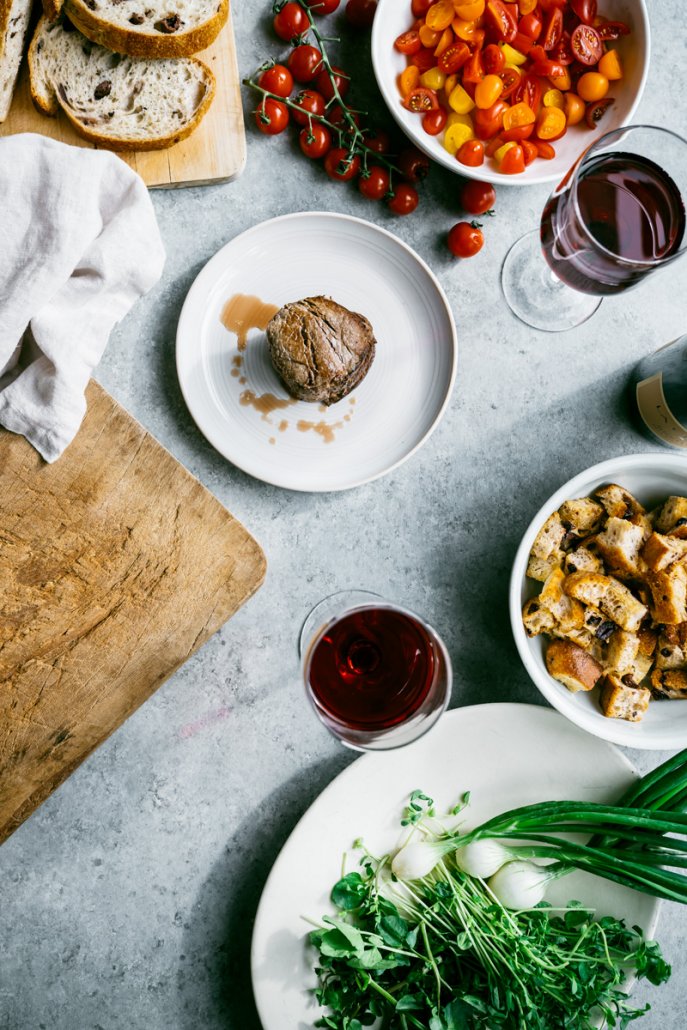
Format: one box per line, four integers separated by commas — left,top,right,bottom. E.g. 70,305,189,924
655,496,687,534
522,598,556,637
552,626,596,652
637,625,658,658
540,568,585,632
546,639,604,693
564,571,648,633
527,512,566,581
642,532,687,573
629,511,654,543
595,517,645,579
558,497,605,534
632,652,654,684
564,547,604,576
606,630,640,676
655,625,687,669
594,484,645,520
646,565,687,625
651,668,687,699
599,673,651,722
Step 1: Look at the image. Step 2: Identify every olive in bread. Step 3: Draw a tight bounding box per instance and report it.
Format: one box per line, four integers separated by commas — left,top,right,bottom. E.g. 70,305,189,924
28,17,215,151
44,0,227,58
545,639,603,694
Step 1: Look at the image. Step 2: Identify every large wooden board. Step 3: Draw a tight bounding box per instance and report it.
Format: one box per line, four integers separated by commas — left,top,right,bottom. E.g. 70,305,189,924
0,382,266,844
0,11,246,188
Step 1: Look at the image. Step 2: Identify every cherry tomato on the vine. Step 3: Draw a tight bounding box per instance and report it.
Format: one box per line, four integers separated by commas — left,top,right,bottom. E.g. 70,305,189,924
388,183,419,215
299,123,332,158
287,44,322,83
345,0,377,28
303,0,340,14
258,64,294,98
314,65,350,101
273,2,308,42
398,146,430,182
324,147,361,181
460,179,496,215
291,89,326,126
448,220,484,258
254,97,290,134
359,165,390,200
363,129,392,154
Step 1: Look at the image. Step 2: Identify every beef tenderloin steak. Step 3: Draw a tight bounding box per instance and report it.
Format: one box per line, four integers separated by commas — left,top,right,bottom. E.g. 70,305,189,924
266,296,376,405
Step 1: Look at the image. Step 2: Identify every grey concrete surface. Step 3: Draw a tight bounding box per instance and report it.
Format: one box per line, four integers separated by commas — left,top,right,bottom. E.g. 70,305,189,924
2,1,687,1027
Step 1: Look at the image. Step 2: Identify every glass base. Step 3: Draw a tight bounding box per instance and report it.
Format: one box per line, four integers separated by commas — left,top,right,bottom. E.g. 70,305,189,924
501,229,602,332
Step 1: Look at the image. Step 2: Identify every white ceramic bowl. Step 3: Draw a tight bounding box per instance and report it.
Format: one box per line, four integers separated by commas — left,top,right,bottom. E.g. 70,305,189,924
510,453,687,750
371,0,650,186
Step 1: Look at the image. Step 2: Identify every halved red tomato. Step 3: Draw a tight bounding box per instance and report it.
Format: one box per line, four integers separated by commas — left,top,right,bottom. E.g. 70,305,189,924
485,0,517,42
518,11,542,38
473,98,509,138
438,42,470,73
501,122,534,142
462,50,485,83
570,0,596,24
513,73,543,114
403,86,440,111
394,29,422,54
541,7,563,50
549,29,574,64
483,43,506,74
571,23,603,65
595,19,630,41
499,65,522,98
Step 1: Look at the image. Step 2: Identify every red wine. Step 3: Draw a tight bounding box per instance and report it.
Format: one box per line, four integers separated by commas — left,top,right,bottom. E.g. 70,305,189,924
308,606,436,731
541,153,686,295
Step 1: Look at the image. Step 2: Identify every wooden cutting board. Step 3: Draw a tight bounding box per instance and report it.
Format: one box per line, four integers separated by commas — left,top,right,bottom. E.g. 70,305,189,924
0,11,246,188
0,382,266,844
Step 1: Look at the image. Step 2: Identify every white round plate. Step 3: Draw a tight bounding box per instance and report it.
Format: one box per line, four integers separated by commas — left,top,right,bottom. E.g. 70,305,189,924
176,213,457,492
371,0,650,186
250,703,658,1029
511,453,687,750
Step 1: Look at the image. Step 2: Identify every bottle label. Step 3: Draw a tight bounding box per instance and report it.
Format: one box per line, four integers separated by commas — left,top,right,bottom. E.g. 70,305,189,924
636,372,687,449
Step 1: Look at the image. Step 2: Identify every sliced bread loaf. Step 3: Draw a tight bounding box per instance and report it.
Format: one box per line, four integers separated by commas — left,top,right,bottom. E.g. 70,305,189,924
43,0,226,58
0,0,33,122
29,17,215,150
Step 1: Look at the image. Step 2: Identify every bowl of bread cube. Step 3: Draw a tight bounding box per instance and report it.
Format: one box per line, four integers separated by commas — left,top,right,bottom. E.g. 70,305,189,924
510,453,687,749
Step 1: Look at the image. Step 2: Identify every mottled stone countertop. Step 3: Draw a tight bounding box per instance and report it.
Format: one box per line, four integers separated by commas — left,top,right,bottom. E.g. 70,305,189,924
1,1,686,1027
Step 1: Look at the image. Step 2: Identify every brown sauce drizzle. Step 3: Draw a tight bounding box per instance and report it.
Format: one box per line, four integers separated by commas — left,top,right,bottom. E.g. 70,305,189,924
296,419,343,444
221,294,279,352
240,390,295,420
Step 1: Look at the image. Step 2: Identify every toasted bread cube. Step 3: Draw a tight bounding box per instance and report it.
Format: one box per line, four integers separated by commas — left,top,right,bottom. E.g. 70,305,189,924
632,652,654,684
540,568,585,632
564,572,647,634
546,639,604,693
564,547,604,576
552,625,596,652
647,565,687,625
558,497,605,534
606,630,640,676
599,674,651,722
637,625,658,658
595,518,645,579
594,484,645,520
655,625,686,669
522,598,555,637
655,496,687,534
642,532,687,573
651,668,687,699
526,554,563,583
629,511,655,543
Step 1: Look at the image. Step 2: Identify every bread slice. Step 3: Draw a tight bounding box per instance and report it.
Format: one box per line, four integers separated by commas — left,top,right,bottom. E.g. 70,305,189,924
29,17,215,150
546,639,603,693
0,0,33,122
56,0,227,58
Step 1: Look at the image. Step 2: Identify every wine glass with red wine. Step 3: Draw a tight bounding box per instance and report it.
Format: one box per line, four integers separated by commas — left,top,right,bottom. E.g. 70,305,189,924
501,126,687,333
299,591,452,750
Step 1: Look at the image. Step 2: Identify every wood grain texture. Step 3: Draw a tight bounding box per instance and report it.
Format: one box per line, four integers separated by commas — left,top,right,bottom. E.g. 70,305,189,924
0,382,266,844
0,10,246,188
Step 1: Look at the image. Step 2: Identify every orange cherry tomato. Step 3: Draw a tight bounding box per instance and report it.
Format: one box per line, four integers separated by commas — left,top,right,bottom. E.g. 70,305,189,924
419,23,442,47
598,49,623,80
500,143,525,173
564,91,585,125
518,0,537,14
434,26,455,55
475,73,504,108
536,104,566,139
577,71,609,102
502,100,535,130
399,65,421,96
425,0,455,31
453,0,485,19
456,138,486,166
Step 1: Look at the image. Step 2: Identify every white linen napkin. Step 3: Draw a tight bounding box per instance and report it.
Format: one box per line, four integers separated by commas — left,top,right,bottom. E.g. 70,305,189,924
0,133,166,462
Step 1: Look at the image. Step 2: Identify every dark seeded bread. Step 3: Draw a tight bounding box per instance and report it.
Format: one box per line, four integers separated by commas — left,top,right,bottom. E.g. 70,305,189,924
44,0,227,58
29,17,215,150
0,0,33,121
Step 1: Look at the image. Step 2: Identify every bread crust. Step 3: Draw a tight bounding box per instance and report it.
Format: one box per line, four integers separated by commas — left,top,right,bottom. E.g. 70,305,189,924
41,0,64,22
64,0,228,58
546,639,603,693
28,18,216,150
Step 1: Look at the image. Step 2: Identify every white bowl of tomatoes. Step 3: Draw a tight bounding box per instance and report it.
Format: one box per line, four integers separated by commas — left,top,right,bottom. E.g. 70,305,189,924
371,0,650,185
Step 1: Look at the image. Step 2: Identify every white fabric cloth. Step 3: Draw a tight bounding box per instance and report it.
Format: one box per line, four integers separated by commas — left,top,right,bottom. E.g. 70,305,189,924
0,133,165,462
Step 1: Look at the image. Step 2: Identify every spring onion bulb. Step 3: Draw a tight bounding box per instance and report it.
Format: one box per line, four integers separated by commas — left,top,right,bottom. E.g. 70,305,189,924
391,839,455,881
487,860,557,910
453,839,513,879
